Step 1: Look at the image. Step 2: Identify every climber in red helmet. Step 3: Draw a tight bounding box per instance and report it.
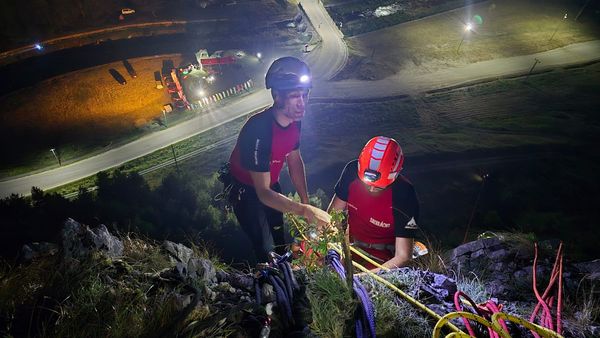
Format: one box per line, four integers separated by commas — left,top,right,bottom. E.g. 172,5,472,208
328,136,420,271
227,56,331,262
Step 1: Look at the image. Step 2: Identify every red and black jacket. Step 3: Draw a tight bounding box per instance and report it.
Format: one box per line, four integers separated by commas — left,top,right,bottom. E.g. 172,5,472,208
334,160,420,263
229,107,301,188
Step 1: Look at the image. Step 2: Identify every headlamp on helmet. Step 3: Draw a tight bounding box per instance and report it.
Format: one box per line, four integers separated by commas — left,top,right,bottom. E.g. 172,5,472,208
358,136,404,189
265,56,312,90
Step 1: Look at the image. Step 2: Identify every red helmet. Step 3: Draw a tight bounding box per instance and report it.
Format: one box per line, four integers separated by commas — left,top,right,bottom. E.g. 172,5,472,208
358,136,404,189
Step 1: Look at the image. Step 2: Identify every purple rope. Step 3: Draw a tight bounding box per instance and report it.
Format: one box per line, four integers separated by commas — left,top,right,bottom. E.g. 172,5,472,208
255,278,262,305
278,262,295,303
326,250,376,338
269,274,294,327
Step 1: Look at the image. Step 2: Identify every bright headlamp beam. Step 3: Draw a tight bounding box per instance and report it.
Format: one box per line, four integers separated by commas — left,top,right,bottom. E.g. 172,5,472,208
299,74,310,83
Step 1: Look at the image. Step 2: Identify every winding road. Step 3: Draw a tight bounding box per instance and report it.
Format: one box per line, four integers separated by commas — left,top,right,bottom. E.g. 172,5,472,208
0,0,599,198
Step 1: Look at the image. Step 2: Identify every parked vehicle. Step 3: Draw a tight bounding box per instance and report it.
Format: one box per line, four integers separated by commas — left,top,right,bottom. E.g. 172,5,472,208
109,69,127,85
154,71,163,89
122,60,137,78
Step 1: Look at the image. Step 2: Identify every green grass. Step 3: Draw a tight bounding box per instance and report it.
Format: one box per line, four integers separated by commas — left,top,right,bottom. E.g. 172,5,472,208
306,267,357,337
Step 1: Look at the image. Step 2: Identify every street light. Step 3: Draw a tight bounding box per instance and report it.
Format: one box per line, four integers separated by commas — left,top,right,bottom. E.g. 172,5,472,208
549,13,568,42
50,148,61,166
457,23,473,53
162,110,168,127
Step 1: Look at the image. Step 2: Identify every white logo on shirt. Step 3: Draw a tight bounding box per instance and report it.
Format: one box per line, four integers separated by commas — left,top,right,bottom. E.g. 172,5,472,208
370,217,391,228
253,139,260,165
405,217,419,229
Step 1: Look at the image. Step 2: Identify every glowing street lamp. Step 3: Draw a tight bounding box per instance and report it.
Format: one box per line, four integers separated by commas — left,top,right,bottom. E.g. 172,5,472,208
34,43,43,51
256,52,262,59
549,13,568,42
50,148,61,166
457,22,473,53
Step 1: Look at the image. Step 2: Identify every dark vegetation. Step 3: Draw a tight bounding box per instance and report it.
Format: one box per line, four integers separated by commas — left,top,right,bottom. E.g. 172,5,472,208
0,171,253,264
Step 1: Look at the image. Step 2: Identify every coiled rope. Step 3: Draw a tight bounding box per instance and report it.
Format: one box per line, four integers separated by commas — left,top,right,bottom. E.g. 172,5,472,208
326,249,376,338
253,253,300,330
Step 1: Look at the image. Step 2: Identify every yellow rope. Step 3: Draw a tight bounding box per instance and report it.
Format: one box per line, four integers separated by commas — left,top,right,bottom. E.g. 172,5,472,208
433,312,507,338
431,311,565,338
347,245,390,271
492,313,564,338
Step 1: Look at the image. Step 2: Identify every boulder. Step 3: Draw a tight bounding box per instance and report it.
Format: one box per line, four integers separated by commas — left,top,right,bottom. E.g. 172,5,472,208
62,218,123,260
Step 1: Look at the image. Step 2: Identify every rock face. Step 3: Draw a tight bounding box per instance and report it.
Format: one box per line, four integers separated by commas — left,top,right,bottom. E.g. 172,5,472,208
61,218,123,260
447,237,563,298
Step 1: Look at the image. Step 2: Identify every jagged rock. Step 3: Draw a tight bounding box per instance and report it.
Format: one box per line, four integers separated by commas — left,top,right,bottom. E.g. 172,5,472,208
189,258,217,283
62,218,123,259
162,241,217,284
419,271,457,302
20,242,59,262
163,241,194,264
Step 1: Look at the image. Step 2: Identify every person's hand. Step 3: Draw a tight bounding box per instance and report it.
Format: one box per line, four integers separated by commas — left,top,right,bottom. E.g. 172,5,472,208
302,204,331,228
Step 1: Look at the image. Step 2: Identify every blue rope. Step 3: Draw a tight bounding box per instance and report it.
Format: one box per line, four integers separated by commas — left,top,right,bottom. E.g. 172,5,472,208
326,249,377,338
253,253,297,329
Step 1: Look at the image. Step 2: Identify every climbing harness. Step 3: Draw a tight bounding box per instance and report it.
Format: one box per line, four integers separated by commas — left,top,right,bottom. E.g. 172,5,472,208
351,240,430,262
214,162,247,211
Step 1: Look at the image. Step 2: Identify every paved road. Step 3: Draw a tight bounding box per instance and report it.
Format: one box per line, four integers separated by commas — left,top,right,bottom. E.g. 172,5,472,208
1,1,599,197
0,20,229,67
300,0,348,81
311,40,600,99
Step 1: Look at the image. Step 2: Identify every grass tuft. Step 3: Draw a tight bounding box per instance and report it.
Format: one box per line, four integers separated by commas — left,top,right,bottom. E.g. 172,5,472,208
306,267,357,337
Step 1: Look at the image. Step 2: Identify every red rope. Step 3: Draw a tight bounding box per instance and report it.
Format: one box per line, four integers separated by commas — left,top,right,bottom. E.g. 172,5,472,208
454,291,506,338
556,251,564,334
531,243,555,332
529,242,564,336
